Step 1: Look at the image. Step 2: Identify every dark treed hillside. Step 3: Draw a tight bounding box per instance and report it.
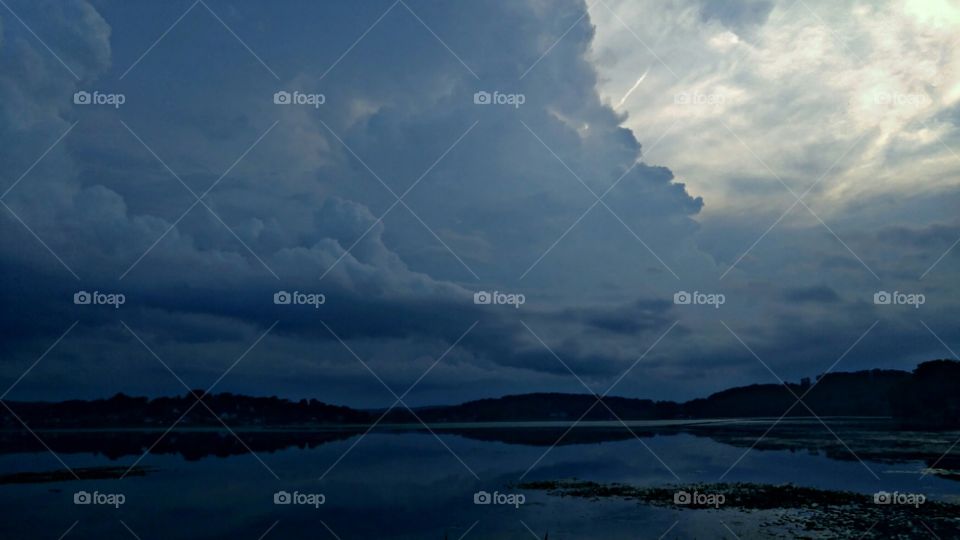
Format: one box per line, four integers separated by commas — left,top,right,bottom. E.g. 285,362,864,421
682,369,910,418
1,360,957,429
0,391,372,429
890,359,960,428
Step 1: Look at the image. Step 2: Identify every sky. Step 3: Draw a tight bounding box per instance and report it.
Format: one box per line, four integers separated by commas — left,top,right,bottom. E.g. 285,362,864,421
0,0,957,407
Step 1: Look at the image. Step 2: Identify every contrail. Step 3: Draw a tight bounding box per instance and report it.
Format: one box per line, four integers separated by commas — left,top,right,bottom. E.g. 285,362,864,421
615,68,649,109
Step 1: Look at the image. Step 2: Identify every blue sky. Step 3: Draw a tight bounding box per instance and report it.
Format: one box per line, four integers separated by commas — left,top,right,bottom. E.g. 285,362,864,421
0,0,957,407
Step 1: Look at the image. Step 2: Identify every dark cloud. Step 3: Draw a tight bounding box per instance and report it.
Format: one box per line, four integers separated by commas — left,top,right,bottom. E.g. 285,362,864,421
0,0,956,405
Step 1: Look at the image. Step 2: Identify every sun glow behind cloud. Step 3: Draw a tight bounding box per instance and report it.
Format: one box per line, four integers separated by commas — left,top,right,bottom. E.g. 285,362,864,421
589,0,960,216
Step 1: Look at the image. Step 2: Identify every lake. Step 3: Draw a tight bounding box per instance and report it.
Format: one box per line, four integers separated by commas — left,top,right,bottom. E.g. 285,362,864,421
0,419,958,538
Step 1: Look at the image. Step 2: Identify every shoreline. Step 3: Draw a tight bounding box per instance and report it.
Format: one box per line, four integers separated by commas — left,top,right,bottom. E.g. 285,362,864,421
0,416,896,433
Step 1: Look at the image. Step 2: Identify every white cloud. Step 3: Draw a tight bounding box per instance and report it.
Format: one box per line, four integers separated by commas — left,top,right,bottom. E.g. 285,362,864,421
589,0,960,217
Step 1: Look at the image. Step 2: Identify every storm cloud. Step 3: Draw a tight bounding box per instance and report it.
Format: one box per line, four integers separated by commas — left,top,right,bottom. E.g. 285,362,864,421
1,0,957,406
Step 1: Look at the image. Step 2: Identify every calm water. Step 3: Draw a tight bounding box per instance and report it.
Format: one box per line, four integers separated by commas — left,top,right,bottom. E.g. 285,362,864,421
0,422,957,539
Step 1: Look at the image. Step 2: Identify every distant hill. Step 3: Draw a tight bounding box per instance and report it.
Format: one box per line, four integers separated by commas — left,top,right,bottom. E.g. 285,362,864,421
0,391,371,429
384,393,673,423
2,360,957,429
682,368,911,418
889,359,960,428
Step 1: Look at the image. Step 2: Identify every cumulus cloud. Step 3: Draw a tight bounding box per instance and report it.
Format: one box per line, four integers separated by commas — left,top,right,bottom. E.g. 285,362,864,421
0,0,957,404
590,0,960,214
